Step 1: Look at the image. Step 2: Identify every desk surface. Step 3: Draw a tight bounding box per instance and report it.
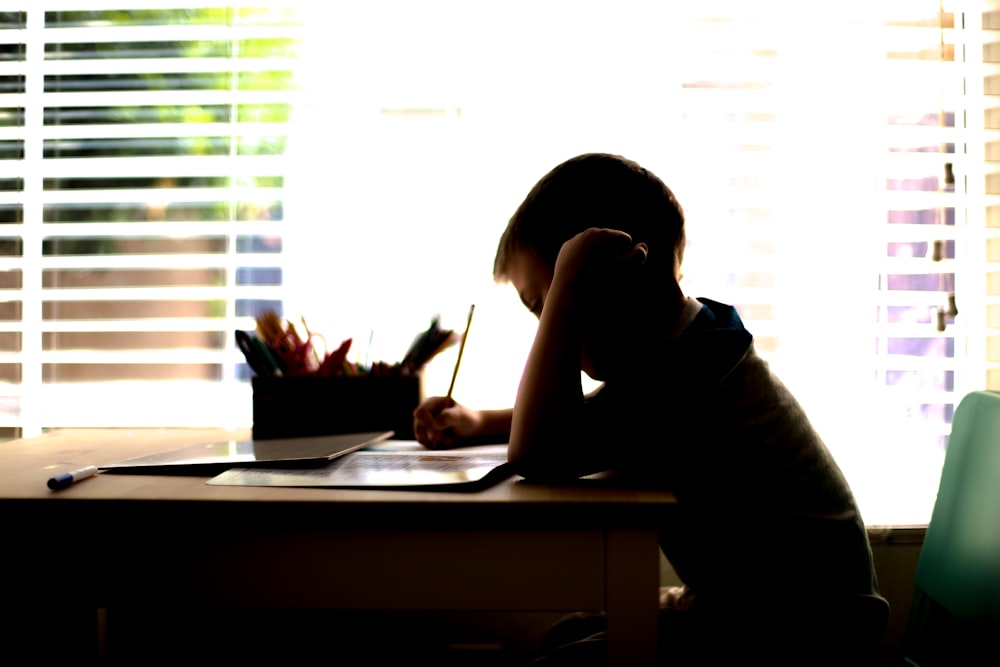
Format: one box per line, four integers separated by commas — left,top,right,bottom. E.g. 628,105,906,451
0,428,676,529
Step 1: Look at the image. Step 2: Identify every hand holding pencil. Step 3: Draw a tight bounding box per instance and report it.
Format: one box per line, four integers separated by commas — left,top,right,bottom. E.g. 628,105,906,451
412,304,478,449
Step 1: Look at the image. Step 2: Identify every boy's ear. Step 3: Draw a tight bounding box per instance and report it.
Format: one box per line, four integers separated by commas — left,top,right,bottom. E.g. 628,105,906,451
625,242,648,267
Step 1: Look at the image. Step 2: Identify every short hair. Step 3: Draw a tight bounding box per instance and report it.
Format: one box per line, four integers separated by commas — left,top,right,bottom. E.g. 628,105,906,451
493,153,686,283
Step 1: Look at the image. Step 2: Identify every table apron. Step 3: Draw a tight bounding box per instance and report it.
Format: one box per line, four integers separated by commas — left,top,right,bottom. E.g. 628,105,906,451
11,527,661,613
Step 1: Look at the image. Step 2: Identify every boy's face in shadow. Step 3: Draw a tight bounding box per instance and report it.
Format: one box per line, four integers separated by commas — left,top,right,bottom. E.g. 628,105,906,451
506,248,627,382
507,249,553,321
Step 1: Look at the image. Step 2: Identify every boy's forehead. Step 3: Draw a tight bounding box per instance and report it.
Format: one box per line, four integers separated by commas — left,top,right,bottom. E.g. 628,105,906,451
507,249,552,291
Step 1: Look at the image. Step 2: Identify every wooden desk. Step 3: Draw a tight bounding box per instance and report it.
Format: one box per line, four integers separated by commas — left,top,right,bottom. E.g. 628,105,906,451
1,428,675,666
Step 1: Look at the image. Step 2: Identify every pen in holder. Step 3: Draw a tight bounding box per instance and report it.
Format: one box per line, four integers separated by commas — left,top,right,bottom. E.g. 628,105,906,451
245,310,468,441
251,374,423,440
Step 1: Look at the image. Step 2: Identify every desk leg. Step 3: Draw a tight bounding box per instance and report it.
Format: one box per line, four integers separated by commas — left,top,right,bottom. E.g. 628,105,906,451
97,608,108,663
605,528,660,667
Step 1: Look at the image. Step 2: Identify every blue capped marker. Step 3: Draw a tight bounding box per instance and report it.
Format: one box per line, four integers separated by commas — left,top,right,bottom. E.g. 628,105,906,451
47,465,99,491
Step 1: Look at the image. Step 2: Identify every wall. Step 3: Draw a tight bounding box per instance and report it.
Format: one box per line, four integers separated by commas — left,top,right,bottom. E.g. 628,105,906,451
869,527,924,664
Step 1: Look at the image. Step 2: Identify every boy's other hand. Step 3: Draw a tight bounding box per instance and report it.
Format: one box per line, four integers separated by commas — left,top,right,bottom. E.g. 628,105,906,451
555,228,648,288
413,396,481,449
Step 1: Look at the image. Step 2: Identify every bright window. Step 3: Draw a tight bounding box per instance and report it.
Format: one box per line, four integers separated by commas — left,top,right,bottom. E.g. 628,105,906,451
3,1,997,525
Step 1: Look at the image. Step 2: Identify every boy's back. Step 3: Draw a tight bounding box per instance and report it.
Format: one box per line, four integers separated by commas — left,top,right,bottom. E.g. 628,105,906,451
556,296,887,664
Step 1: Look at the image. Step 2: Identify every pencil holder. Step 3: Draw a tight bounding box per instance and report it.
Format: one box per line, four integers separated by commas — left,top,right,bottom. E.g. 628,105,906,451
251,374,423,440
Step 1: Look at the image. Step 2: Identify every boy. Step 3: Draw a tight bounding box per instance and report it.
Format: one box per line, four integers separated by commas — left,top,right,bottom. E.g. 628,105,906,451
413,153,887,665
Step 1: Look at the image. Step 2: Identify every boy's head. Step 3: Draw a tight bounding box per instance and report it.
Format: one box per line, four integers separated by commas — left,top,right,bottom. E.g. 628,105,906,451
493,153,686,284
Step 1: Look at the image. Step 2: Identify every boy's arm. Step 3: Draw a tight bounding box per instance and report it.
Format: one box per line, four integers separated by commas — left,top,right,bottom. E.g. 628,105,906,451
413,398,512,449
506,260,586,476
479,407,514,434
508,228,645,478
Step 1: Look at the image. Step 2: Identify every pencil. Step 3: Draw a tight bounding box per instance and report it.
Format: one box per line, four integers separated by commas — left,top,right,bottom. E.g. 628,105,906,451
446,304,475,400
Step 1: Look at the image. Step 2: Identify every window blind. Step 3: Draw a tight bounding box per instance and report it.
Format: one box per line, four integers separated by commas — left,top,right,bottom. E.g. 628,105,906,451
4,1,997,524
284,1,998,523
1,3,305,438
666,0,1000,522
980,4,1000,393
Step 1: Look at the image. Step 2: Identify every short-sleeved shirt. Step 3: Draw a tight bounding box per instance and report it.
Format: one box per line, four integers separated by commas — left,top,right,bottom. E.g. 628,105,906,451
582,297,883,613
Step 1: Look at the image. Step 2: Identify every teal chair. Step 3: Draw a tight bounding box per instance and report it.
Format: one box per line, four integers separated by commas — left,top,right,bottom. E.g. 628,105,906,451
901,390,1000,666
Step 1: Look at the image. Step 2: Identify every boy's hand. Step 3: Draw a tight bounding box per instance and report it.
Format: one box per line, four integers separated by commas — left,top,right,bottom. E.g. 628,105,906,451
554,228,648,290
412,396,482,449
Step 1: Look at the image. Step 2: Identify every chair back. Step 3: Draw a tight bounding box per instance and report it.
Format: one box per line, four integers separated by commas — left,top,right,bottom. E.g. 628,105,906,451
902,390,1000,665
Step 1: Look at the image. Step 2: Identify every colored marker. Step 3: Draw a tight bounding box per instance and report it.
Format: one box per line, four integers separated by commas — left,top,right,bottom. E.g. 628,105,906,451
47,465,99,491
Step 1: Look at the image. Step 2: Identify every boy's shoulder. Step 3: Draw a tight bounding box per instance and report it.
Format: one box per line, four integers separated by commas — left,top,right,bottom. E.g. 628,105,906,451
592,297,752,394
685,297,743,332
627,296,750,385
682,296,751,347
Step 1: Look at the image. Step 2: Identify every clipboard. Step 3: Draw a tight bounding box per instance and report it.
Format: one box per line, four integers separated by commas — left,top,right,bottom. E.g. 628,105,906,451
98,431,395,475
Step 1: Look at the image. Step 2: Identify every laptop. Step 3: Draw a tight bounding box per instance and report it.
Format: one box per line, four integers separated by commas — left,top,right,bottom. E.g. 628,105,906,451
98,431,394,475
